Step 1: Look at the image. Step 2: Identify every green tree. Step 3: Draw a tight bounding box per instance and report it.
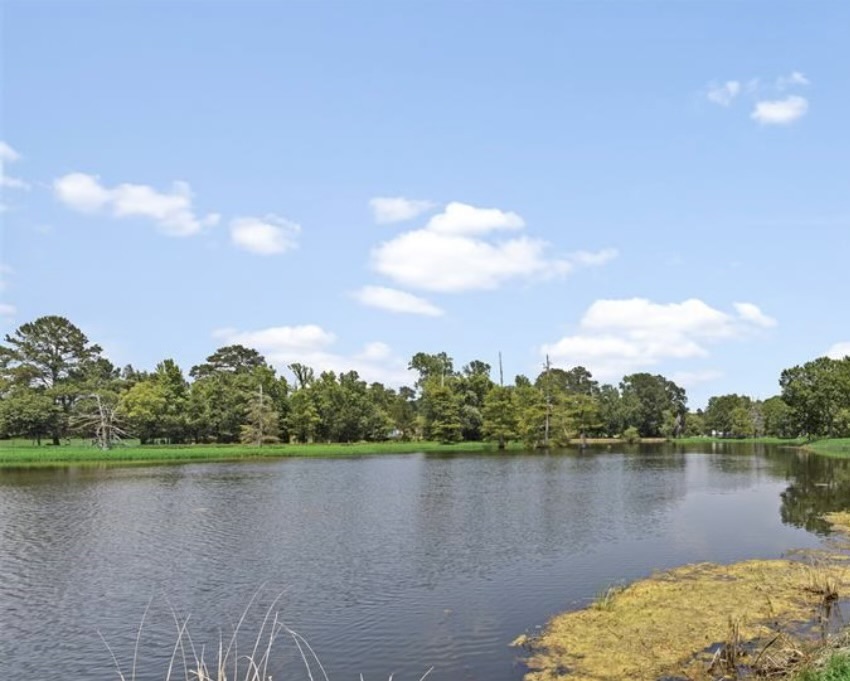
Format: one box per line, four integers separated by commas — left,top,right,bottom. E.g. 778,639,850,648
287,388,321,443
761,396,794,438
515,383,547,448
119,359,189,443
409,352,455,390
421,380,462,443
482,385,517,449
240,386,280,446
684,411,706,437
704,393,753,436
620,373,687,438
0,388,60,444
0,316,105,444
780,357,850,438
188,346,280,443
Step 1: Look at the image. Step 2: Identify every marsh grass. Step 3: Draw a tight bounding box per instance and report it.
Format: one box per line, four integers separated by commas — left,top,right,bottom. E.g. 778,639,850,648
589,583,625,611
100,593,433,681
0,439,529,467
525,558,850,681
796,650,850,681
807,439,850,459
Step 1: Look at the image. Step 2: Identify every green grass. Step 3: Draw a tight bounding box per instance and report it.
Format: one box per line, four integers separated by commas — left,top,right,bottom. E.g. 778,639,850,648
804,439,850,458
796,653,850,681
674,436,807,445
0,438,528,467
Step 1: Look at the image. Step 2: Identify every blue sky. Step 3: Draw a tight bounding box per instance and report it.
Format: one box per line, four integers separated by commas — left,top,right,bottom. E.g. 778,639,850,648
2,1,849,408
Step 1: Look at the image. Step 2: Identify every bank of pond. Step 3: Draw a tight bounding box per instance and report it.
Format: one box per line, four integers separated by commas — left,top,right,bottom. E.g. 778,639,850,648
0,435,831,467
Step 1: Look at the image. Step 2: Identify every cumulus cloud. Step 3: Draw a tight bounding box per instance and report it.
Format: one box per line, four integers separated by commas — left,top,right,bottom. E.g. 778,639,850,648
704,72,811,127
827,342,850,360
212,325,414,386
541,298,777,380
425,202,525,236
733,302,777,328
352,285,444,316
230,215,301,255
751,95,809,125
369,200,613,293
0,141,29,190
54,172,220,236
706,80,741,107
370,197,435,224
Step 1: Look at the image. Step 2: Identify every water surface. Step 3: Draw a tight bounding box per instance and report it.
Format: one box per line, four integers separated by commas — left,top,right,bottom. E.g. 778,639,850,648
2,444,848,680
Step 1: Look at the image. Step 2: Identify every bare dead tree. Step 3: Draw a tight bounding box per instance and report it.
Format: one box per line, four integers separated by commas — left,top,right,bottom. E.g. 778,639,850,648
74,393,131,450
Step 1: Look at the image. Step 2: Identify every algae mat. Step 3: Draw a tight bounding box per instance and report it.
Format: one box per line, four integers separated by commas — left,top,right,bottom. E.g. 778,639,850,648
524,559,850,681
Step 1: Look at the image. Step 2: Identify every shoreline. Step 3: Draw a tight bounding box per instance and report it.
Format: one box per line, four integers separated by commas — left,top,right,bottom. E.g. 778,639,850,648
0,436,833,469
520,512,850,681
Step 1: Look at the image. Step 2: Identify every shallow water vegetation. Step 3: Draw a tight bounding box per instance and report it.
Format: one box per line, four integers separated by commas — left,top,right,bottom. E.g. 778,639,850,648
524,559,850,681
104,594,434,681
797,654,850,680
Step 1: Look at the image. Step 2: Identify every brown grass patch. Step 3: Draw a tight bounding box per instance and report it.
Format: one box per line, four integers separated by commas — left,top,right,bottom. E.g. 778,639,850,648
524,559,850,681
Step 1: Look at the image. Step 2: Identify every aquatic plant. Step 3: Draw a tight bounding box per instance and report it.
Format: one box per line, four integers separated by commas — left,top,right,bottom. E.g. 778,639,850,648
101,593,433,681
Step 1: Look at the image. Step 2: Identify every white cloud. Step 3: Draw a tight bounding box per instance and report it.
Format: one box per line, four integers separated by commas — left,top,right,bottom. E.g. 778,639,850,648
374,229,571,292
230,215,301,255
352,285,444,316
0,141,29,190
0,303,17,317
54,173,111,212
54,172,220,236
370,197,435,224
213,325,414,386
706,80,741,107
733,302,777,328
369,201,610,293
568,248,619,267
827,342,850,360
542,298,776,380
425,201,525,236
777,71,809,89
0,142,21,163
751,95,809,125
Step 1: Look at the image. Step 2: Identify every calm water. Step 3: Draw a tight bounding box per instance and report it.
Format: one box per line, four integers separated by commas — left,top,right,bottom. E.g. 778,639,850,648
2,444,850,680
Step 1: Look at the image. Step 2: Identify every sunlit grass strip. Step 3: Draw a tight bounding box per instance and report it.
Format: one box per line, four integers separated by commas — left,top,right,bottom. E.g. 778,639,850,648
0,439,531,467
674,436,807,445
805,439,850,458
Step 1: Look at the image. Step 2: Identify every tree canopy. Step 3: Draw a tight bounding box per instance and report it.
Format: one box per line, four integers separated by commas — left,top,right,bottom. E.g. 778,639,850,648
2,314,849,448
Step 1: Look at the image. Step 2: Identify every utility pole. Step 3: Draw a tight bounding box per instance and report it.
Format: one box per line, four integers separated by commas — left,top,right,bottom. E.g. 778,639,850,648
498,351,504,387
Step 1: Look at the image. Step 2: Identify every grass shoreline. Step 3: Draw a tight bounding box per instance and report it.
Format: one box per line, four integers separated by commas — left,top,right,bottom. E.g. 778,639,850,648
0,436,837,468
522,511,850,681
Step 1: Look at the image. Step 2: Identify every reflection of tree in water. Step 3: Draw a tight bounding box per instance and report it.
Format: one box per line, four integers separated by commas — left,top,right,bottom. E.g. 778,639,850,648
770,450,850,534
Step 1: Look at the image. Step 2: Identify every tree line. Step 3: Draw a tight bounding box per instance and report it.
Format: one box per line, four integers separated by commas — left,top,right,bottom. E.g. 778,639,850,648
1,316,849,449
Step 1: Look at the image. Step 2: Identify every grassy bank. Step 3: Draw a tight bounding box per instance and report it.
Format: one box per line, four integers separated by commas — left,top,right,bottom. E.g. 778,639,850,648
674,436,807,446
805,439,850,458
522,511,850,681
0,439,533,467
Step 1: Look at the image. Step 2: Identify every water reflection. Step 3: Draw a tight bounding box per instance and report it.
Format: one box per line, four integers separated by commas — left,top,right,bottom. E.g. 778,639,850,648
1,446,848,681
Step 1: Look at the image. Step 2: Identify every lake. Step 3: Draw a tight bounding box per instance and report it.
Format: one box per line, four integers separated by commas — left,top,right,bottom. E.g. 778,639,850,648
2,444,849,680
